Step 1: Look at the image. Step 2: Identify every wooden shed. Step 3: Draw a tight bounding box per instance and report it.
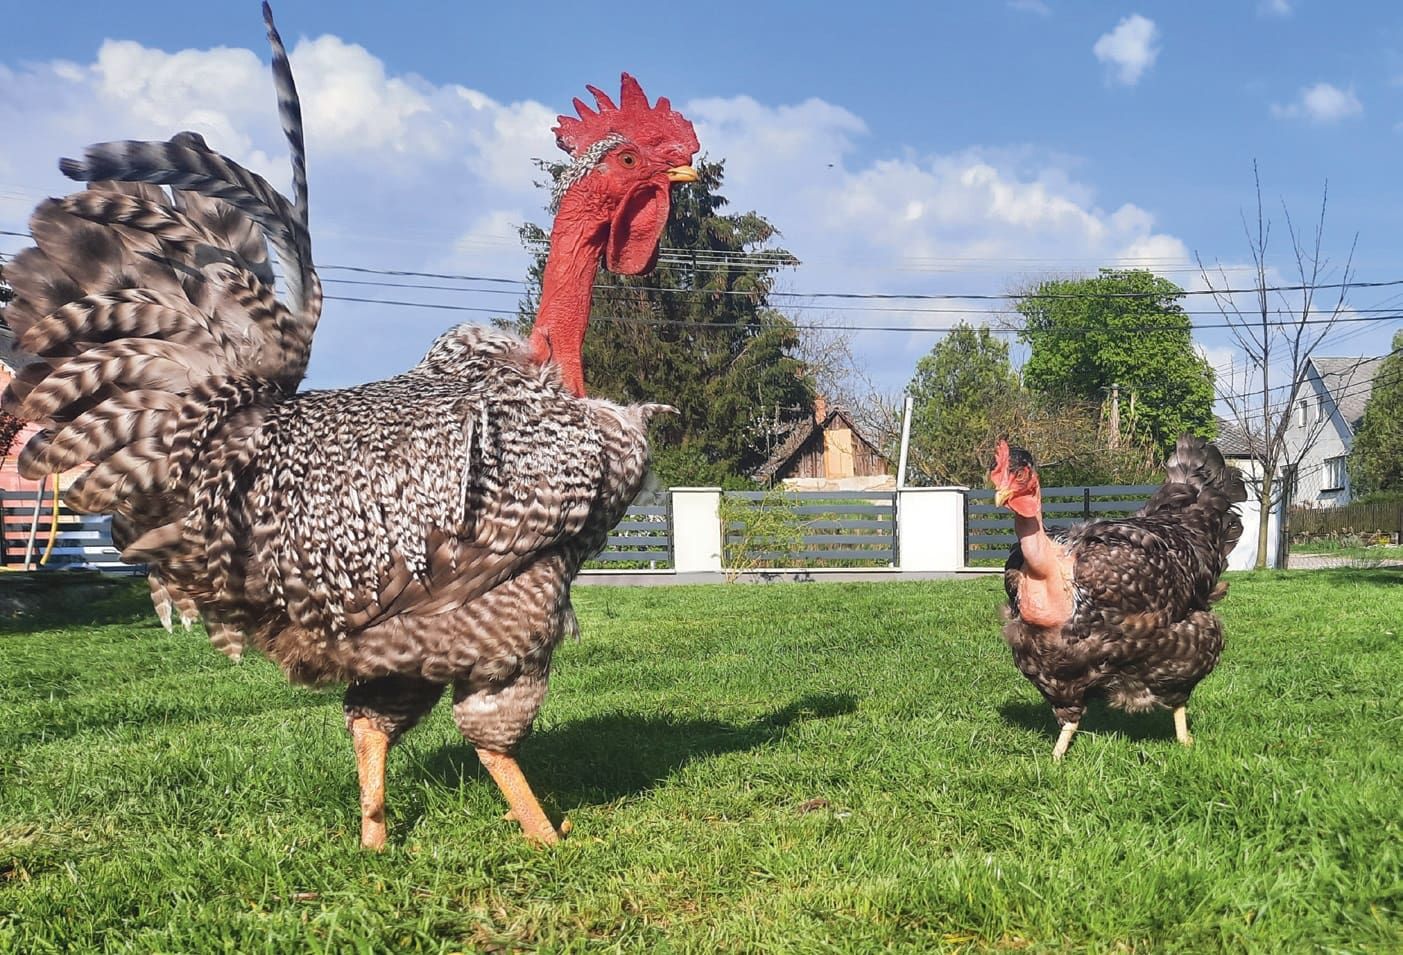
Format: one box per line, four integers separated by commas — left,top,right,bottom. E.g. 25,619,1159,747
753,398,894,491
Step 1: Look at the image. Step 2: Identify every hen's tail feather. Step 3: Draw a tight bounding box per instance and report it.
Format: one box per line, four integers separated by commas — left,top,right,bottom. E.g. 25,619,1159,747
1141,433,1249,559
18,392,181,476
263,2,309,225
1,1,318,572
56,138,317,352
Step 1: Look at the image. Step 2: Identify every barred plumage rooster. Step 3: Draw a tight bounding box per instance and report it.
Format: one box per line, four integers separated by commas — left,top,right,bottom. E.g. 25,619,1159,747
990,436,1247,760
2,5,699,846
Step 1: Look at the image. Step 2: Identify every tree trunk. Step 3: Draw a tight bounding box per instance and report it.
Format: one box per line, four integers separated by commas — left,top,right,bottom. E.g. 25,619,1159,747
1255,465,1275,570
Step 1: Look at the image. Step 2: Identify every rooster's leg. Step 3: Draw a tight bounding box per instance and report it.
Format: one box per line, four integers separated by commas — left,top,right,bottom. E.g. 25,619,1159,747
344,676,446,850
475,749,567,845
351,717,389,850
1052,721,1079,760
1173,706,1194,747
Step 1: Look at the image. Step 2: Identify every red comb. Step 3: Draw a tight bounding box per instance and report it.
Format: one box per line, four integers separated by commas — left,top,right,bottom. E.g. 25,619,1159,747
554,73,699,163
989,438,1010,483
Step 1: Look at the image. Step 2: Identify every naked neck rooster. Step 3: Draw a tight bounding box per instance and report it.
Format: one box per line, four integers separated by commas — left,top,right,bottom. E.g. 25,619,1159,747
990,436,1247,760
2,4,698,847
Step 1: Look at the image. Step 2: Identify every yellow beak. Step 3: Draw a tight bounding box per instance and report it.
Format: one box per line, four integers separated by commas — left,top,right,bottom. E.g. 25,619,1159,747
994,488,1012,507
666,165,699,183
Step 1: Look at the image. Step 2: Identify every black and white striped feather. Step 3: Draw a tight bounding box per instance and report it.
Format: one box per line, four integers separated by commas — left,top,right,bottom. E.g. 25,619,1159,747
0,4,672,775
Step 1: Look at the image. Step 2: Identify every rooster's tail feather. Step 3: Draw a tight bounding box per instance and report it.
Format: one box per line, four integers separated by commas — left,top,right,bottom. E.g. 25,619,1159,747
1,4,317,530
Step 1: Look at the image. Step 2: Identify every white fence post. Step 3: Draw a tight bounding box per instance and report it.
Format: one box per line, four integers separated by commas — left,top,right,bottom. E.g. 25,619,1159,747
671,487,723,574
897,487,968,572
1227,494,1283,570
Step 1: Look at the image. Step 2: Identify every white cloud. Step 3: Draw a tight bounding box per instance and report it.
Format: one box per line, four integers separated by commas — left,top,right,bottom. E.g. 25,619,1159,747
1270,82,1362,123
0,31,1195,395
1008,0,1052,16
1093,15,1160,86
1257,0,1293,17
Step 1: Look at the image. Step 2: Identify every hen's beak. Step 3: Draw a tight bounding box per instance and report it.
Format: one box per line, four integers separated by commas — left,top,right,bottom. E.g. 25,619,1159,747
994,487,1012,508
666,165,699,183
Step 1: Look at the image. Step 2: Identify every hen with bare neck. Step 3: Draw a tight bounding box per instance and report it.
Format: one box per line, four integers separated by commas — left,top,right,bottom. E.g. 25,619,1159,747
989,437,1247,760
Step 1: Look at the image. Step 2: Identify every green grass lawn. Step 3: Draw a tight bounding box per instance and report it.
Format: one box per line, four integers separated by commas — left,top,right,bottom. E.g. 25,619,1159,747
2,570,1400,953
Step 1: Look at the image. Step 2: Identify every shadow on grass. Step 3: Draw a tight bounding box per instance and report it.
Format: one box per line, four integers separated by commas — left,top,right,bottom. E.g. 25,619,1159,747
0,572,153,633
998,697,1181,745
408,691,859,815
1294,567,1402,587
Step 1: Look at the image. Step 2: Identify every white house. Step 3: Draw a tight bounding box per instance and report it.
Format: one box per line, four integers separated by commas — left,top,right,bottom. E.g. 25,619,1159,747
1283,355,1384,507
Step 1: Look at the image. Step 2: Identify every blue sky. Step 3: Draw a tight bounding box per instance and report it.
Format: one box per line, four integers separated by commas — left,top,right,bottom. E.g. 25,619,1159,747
3,1,1400,403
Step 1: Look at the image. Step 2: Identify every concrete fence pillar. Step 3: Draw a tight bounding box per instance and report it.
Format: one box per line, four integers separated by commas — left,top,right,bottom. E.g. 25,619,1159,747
1227,494,1283,570
897,487,968,572
670,487,723,573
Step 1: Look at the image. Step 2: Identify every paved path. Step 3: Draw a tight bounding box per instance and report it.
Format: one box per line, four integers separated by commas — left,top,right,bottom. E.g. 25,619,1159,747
1286,552,1403,570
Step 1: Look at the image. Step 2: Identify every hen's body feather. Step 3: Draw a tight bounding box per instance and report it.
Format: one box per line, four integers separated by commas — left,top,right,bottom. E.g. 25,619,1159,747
1002,436,1247,726
1,5,662,769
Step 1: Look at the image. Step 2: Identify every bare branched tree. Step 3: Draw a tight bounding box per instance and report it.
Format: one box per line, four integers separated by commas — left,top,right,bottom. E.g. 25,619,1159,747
1196,163,1358,568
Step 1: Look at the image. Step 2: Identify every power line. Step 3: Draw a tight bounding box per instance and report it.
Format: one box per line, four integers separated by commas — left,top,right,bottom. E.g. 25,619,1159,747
4,230,1400,302
317,292,1403,337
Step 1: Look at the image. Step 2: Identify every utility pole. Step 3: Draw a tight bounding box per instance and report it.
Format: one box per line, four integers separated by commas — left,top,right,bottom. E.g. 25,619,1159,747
1109,382,1121,450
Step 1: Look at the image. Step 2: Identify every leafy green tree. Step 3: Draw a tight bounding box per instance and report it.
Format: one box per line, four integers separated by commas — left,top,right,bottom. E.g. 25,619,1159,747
1348,333,1403,496
1016,269,1215,455
902,322,1160,488
514,158,813,484
905,323,1019,486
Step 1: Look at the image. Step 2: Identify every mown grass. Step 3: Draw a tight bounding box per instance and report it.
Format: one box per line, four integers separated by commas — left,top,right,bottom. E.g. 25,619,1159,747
1,570,1400,953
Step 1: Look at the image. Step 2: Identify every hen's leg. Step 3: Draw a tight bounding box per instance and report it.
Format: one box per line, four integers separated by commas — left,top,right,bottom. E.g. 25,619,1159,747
344,676,445,850
475,749,562,845
452,660,565,845
1050,703,1084,761
1173,706,1193,747
148,570,200,632
350,718,389,849
1052,721,1080,760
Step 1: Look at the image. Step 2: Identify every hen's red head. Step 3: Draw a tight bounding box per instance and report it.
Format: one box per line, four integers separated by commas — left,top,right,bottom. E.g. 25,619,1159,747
530,75,698,398
551,74,699,275
989,439,1042,518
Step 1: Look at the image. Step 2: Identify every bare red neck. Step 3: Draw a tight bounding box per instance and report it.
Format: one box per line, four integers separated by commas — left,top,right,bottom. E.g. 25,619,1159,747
527,191,609,397
1010,489,1075,629
1011,492,1062,581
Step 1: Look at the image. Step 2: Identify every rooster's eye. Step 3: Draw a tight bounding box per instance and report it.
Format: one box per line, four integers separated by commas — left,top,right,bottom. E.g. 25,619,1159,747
618,152,637,168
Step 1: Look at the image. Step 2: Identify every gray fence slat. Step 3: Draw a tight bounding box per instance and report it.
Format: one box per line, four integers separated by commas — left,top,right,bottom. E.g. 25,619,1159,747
967,484,1159,499
726,519,891,532
593,550,671,562
969,500,1139,515
743,549,895,561
606,535,672,547
724,491,894,501
1088,501,1143,513
968,534,1018,545
729,533,894,546
790,518,894,530
624,505,669,516
789,504,892,515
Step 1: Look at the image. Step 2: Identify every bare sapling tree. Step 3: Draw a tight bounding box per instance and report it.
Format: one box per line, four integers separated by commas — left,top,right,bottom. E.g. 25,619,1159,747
1197,163,1358,568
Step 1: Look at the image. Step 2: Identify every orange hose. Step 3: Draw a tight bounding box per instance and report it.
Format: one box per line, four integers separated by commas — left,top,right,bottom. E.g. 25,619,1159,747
38,473,60,566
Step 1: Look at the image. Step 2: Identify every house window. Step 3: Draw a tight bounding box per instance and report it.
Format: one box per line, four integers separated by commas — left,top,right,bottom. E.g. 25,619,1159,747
1324,456,1346,491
